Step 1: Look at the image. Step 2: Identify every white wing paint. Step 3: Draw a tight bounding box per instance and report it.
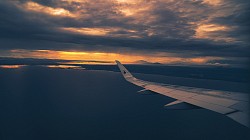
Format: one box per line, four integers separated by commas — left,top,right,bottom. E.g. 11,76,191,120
115,60,249,127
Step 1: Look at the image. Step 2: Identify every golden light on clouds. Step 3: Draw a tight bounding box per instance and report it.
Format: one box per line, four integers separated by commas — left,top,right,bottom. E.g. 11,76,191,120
62,0,86,2
116,0,139,4
194,23,234,42
196,24,229,32
11,0,240,43
119,8,135,16
8,49,220,65
202,0,222,6
61,27,139,38
23,1,76,17
118,5,152,17
62,27,114,36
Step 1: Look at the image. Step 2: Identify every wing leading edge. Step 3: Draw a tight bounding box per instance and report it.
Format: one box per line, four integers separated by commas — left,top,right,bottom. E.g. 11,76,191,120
115,60,249,127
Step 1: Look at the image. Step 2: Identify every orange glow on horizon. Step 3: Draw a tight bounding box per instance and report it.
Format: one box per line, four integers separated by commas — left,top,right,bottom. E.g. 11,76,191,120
8,49,221,65
46,65,85,69
189,58,209,64
0,65,26,69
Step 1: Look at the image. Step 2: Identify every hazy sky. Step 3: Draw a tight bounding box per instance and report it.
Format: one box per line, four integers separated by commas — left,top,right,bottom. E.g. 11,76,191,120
0,0,249,65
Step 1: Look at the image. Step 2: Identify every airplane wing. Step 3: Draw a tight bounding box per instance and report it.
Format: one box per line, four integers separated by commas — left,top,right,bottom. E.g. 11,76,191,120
115,60,249,127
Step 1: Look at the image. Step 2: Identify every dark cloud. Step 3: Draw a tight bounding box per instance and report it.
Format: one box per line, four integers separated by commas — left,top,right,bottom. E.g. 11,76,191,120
0,0,249,65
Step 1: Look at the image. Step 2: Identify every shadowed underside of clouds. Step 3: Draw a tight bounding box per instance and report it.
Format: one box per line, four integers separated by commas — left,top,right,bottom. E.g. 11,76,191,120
0,0,249,65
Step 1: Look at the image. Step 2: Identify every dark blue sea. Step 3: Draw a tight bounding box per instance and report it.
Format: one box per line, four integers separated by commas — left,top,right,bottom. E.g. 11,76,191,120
0,65,249,140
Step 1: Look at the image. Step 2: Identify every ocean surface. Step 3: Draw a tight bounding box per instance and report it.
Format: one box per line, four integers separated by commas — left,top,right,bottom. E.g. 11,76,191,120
0,66,249,140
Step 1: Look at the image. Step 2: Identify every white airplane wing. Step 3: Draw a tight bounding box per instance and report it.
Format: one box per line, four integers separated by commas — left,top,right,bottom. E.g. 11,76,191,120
115,60,249,127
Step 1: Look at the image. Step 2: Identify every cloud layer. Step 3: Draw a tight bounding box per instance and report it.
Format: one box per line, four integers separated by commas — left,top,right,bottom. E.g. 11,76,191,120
0,0,249,66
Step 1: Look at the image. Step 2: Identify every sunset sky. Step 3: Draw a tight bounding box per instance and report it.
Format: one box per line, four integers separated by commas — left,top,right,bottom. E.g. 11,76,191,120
0,0,249,65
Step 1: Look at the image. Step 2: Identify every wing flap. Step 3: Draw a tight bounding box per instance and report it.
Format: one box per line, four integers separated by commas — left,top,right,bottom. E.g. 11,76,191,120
164,100,200,109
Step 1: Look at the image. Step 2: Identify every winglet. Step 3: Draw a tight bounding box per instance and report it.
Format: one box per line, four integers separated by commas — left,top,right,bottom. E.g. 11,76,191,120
115,60,134,79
